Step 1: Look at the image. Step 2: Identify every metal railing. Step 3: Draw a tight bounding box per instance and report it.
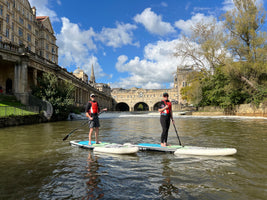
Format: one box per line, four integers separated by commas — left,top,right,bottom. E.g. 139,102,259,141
0,106,40,117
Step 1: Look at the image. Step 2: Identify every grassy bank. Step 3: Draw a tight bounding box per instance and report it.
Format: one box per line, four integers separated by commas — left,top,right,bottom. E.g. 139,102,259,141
0,95,38,117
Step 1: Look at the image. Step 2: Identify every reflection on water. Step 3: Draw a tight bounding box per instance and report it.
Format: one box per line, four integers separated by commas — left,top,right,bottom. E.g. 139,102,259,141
159,156,179,199
84,152,104,200
0,114,266,199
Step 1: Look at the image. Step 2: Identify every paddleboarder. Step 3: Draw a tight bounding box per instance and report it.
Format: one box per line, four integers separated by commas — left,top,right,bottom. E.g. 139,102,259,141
158,92,174,147
85,94,107,145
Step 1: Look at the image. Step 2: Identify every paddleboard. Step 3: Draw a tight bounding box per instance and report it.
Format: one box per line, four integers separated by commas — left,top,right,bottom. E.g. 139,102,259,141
70,140,139,155
137,143,237,156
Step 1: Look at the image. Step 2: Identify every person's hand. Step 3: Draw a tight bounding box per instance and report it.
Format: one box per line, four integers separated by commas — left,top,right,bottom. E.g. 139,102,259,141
89,116,93,121
171,119,174,123
165,105,169,109
103,108,107,111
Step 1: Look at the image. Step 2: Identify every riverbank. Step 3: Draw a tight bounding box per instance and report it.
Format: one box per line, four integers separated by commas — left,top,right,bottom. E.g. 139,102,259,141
1,108,266,128
0,114,48,128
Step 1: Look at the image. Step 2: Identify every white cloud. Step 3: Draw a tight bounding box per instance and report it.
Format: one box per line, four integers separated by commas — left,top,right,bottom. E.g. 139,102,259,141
161,2,168,7
28,0,59,22
97,22,139,48
134,8,175,36
56,18,108,79
174,13,217,35
111,39,187,89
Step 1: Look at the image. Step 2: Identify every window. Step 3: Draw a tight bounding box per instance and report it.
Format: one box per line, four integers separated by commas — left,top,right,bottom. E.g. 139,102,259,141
6,28,9,38
28,24,31,30
0,20,2,32
19,17,24,24
11,34,14,42
0,5,3,16
46,44,49,50
27,33,31,42
0,36,2,41
18,27,23,37
7,1,10,10
6,15,10,24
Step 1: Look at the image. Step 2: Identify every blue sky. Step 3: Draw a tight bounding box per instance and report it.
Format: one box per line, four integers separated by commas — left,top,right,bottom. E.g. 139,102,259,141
28,0,267,89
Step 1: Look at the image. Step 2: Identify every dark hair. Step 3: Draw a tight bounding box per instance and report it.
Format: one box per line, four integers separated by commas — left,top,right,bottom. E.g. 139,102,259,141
163,92,169,97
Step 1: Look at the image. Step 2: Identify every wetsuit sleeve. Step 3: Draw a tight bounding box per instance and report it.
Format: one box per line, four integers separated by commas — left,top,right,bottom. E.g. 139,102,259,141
85,102,91,113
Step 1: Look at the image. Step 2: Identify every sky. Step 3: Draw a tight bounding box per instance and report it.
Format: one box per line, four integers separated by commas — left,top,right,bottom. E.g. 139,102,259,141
28,0,267,89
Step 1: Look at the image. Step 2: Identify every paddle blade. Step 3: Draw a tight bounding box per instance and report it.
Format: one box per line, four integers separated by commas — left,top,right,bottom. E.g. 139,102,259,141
62,134,69,141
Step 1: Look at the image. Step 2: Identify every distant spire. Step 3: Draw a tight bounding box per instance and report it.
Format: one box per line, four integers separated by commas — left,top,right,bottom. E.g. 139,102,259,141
90,64,96,83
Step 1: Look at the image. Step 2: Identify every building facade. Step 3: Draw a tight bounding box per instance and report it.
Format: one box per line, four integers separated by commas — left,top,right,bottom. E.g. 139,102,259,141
0,0,58,64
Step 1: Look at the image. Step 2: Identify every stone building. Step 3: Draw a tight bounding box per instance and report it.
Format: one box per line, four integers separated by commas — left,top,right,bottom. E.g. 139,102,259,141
0,0,113,110
174,66,195,105
73,65,112,97
73,68,88,83
0,0,58,64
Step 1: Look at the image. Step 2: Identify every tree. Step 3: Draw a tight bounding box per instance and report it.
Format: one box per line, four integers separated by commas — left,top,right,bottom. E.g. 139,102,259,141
31,72,75,117
175,19,227,75
223,0,267,104
175,0,267,107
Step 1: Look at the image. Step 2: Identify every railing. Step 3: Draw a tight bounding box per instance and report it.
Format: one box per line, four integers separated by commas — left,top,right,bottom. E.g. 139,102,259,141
0,106,40,117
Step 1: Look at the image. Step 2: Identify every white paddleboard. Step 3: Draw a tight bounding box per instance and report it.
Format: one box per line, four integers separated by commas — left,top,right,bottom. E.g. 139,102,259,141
137,143,237,156
70,140,139,155
94,143,139,155
174,146,237,156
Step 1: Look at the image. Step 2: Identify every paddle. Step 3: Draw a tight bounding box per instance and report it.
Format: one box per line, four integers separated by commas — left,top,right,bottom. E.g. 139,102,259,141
62,111,106,141
172,122,182,146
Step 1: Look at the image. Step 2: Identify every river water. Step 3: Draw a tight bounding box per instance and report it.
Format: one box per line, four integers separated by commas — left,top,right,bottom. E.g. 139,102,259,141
0,113,266,200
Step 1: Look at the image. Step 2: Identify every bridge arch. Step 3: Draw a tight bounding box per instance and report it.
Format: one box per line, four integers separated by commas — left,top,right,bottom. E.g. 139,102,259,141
134,102,149,111
115,102,130,111
153,101,162,111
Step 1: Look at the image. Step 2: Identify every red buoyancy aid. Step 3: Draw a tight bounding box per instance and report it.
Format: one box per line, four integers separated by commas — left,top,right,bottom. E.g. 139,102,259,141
160,100,172,115
89,101,99,115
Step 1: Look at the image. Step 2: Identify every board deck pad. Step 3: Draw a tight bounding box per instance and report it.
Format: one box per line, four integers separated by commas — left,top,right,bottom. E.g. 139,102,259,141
70,140,112,149
137,143,183,152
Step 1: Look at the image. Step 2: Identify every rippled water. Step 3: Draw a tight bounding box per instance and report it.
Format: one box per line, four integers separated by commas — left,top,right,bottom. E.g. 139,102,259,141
0,113,266,199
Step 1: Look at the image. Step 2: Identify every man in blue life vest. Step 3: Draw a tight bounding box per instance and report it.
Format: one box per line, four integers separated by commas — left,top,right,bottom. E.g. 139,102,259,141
158,92,174,147
85,94,107,145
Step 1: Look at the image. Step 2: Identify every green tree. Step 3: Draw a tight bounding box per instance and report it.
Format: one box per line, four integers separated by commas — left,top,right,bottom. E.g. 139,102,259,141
223,0,267,105
32,72,75,118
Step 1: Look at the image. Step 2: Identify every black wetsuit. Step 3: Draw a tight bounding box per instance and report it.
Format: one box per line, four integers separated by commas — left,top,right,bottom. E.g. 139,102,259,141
160,100,172,144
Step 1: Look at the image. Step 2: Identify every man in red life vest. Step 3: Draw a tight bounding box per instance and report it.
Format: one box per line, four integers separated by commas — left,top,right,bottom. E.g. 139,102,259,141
158,92,174,147
85,94,107,145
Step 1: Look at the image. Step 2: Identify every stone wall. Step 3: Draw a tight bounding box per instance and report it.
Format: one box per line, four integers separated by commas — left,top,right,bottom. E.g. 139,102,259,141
0,114,48,128
193,103,267,117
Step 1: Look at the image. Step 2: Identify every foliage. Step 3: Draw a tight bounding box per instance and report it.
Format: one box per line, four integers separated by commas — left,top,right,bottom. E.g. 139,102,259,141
176,0,267,107
31,72,75,116
180,71,203,105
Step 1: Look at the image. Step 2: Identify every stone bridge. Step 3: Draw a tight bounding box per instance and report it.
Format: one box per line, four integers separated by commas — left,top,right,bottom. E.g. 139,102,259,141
111,87,180,111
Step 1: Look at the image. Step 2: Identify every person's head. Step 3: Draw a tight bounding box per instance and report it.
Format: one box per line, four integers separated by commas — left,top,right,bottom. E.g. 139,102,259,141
90,93,96,99
163,92,169,99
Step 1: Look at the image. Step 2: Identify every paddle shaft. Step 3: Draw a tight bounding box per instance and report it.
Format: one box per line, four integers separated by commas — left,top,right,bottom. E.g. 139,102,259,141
172,122,182,146
62,111,105,141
